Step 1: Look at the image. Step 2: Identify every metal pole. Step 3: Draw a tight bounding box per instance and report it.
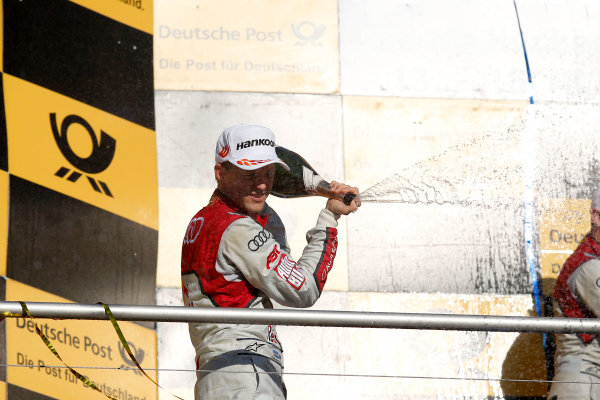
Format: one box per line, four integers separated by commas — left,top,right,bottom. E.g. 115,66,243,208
2,301,600,334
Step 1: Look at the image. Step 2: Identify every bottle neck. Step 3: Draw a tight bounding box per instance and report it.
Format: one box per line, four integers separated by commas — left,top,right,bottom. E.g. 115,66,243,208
315,180,331,195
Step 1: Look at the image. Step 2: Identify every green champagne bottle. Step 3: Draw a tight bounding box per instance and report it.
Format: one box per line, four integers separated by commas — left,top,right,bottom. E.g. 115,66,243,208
271,146,356,206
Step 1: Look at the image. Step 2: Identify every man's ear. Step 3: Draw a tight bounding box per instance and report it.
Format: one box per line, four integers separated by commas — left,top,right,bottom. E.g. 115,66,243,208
214,163,225,181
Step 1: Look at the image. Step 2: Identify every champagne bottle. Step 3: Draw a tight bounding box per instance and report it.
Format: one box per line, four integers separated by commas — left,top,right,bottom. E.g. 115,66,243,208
271,146,356,206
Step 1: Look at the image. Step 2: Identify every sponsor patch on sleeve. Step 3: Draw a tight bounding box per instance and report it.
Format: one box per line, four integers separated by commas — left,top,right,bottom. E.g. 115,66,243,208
275,255,305,290
266,244,282,270
272,349,281,361
313,228,338,293
265,244,306,290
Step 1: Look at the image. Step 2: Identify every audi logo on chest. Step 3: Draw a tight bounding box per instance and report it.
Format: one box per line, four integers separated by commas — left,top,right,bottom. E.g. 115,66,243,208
50,113,116,197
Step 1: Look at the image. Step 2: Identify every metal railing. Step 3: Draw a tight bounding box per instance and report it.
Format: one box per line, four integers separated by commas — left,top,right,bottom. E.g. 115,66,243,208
1,301,599,333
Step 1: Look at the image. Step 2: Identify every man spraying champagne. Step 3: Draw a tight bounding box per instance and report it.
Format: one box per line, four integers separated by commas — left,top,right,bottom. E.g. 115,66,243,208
180,124,360,400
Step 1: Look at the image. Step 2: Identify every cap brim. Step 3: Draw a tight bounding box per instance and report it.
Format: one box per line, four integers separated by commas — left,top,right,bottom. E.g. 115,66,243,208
230,158,290,171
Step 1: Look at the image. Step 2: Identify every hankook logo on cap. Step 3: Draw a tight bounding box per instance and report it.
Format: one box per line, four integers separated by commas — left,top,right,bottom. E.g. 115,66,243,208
236,138,275,150
50,113,116,197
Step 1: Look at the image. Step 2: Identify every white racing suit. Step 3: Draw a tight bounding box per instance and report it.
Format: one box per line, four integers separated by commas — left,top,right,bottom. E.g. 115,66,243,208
548,235,600,400
181,190,339,400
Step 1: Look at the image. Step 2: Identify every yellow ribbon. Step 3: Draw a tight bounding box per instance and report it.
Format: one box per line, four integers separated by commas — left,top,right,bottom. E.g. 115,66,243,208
0,310,20,321
100,303,185,400
3,302,186,400
19,301,118,400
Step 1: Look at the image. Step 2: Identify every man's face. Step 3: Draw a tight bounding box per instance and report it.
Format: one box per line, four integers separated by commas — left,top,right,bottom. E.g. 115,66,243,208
216,163,276,215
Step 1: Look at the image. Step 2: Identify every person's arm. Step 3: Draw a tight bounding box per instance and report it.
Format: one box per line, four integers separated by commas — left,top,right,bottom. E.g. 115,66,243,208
567,258,600,316
223,209,339,308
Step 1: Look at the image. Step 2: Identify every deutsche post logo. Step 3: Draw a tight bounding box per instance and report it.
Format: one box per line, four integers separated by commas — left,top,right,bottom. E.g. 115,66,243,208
118,340,145,376
50,113,116,197
291,21,326,46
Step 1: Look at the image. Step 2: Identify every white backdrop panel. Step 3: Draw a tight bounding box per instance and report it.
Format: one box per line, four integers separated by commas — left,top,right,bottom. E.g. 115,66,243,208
339,0,529,100
516,0,600,104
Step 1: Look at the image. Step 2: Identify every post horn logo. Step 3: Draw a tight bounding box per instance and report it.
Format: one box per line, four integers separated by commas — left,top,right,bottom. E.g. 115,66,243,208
118,340,145,376
291,21,326,46
50,113,116,197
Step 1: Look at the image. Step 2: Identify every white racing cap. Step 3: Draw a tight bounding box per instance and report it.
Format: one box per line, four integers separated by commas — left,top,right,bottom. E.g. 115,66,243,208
593,188,600,211
215,124,289,171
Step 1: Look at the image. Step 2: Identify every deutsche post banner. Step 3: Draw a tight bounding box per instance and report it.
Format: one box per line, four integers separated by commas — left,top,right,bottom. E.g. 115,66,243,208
154,0,339,93
2,278,158,400
1,0,157,314
538,198,591,295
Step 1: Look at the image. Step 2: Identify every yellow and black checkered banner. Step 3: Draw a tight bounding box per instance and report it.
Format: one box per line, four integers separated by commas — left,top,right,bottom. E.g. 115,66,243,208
1,1,156,397
0,0,156,336
0,75,6,282
3,0,154,129
0,170,6,277
0,0,7,280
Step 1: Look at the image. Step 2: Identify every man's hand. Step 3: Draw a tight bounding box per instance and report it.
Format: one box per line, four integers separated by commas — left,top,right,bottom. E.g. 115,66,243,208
325,181,361,216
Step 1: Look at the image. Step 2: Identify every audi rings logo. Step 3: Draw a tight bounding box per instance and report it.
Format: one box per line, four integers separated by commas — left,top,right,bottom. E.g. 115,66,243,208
183,217,204,245
51,113,116,197
247,230,270,251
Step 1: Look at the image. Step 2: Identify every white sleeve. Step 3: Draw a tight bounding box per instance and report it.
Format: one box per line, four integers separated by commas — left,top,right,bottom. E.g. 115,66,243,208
222,209,339,308
567,258,600,316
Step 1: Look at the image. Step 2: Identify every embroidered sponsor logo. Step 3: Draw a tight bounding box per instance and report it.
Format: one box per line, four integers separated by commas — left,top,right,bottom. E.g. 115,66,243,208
266,245,281,270
275,254,305,290
314,230,338,292
245,342,265,352
248,229,270,251
267,324,279,346
237,158,270,167
218,145,230,158
183,217,204,244
266,244,305,289
321,237,337,281
236,138,275,150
